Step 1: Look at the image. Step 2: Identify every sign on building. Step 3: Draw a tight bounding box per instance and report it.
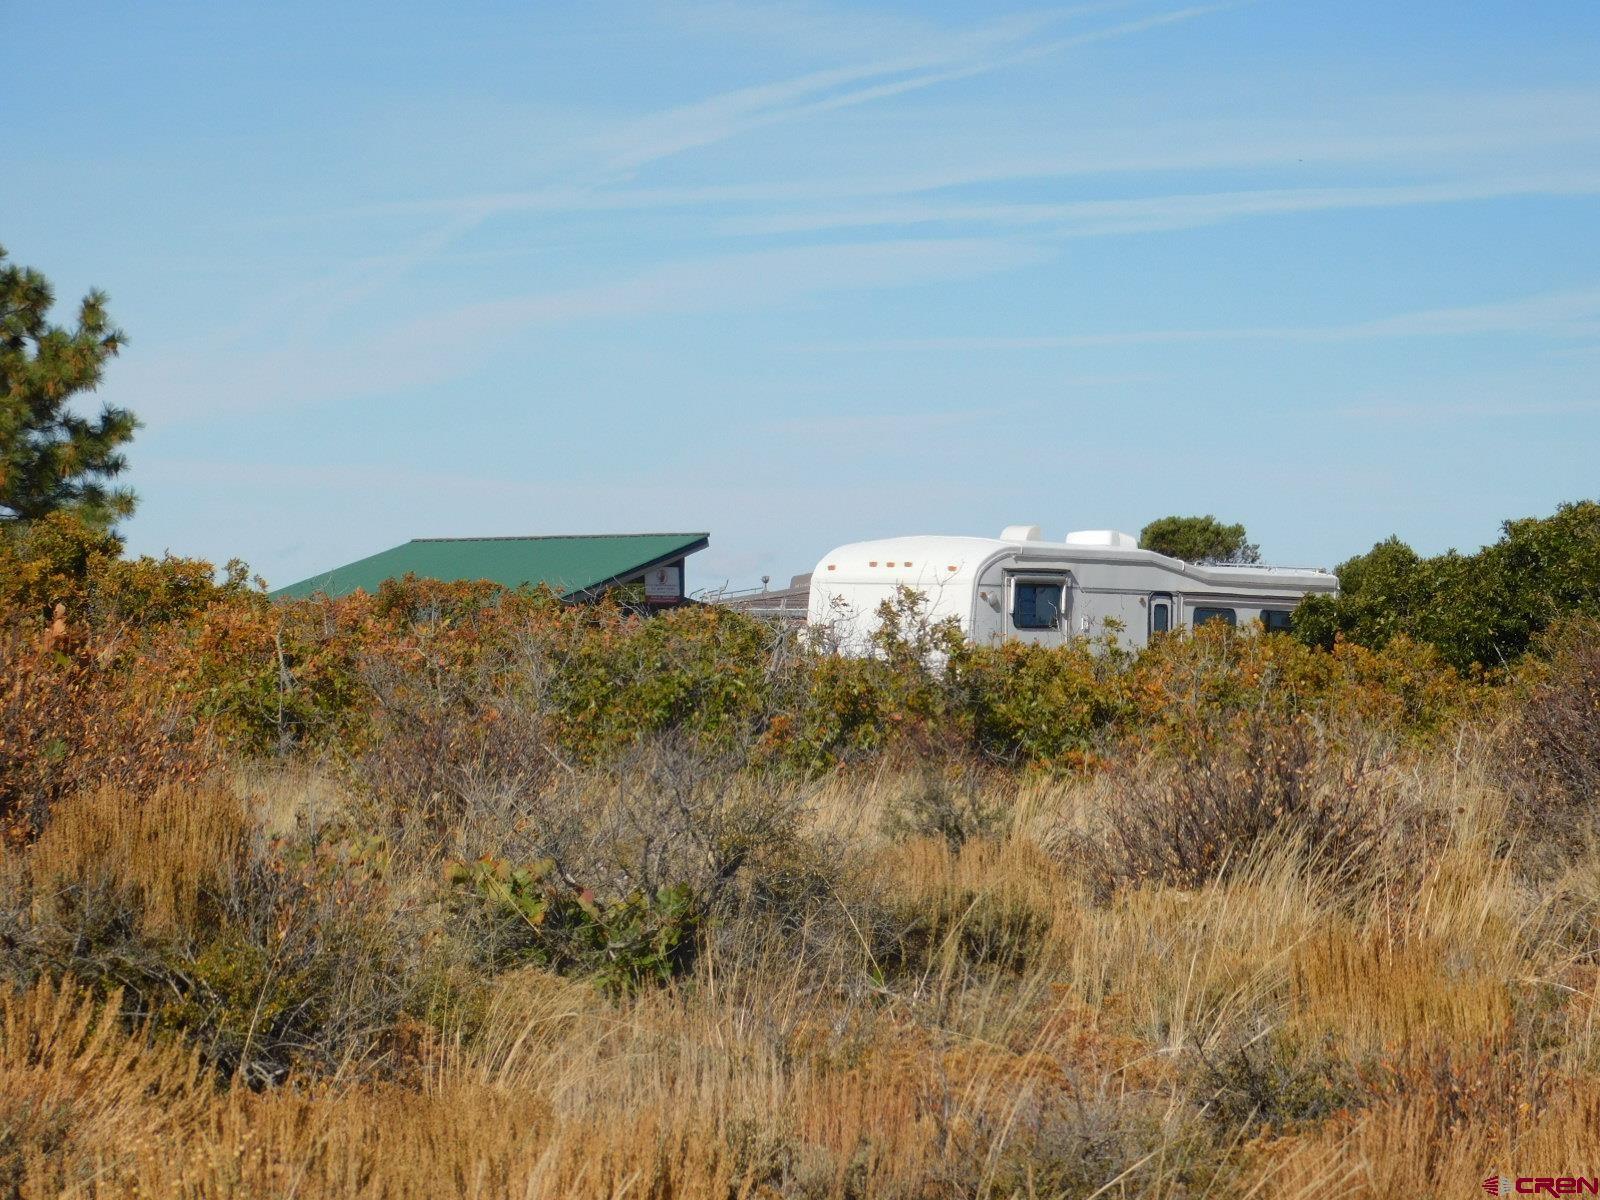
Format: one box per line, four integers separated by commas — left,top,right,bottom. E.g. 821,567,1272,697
644,565,682,605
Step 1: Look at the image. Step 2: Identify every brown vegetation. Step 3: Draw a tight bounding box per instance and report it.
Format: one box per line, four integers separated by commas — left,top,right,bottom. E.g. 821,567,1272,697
1,533,1597,1197
4,721,1598,1197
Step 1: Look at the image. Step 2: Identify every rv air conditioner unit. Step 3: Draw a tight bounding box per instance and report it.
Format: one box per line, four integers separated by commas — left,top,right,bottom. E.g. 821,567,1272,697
999,524,1043,541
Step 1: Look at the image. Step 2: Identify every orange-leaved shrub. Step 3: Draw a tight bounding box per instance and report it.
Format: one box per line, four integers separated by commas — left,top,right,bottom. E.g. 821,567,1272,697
1,530,1490,795
0,510,256,626
1127,621,1484,759
1497,615,1600,855
0,620,217,841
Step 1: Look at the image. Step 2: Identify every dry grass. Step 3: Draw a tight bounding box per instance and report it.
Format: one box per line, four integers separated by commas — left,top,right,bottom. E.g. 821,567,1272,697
3,734,1597,1199
17,784,251,937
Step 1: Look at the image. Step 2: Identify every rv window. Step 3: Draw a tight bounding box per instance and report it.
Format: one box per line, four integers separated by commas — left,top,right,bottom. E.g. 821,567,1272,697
1261,609,1293,634
1012,581,1063,629
1192,606,1236,628
1151,601,1170,634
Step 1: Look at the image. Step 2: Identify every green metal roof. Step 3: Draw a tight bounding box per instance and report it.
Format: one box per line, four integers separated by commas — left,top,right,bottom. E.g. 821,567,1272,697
271,532,709,600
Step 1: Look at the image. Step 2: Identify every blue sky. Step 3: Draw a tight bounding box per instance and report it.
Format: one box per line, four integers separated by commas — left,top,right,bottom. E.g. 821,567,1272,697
5,1,1598,590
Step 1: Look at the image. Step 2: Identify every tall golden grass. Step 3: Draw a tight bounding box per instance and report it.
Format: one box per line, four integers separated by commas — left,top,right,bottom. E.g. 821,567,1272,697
2,735,1597,1199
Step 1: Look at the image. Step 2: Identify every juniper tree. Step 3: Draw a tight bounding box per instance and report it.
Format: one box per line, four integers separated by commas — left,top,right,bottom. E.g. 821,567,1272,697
0,245,137,529
1138,514,1259,564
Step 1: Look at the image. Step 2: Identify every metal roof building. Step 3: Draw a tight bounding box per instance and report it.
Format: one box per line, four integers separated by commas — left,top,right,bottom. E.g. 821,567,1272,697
272,532,709,602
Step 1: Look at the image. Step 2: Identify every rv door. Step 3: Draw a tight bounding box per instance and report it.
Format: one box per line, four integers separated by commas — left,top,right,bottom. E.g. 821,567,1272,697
1149,592,1173,639
1005,573,1069,645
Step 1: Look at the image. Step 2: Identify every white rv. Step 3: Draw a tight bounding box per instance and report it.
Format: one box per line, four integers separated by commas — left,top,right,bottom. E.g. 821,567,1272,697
807,526,1337,653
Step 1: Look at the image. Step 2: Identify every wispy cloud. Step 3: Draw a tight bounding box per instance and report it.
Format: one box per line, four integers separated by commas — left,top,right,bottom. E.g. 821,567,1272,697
118,238,1045,422
317,84,1600,253
383,236,1045,343
229,3,1242,360
823,285,1600,352
1343,288,1600,341
603,3,1243,172
309,3,1290,230
1329,364,1600,422
718,174,1600,237
658,0,964,58
656,0,1151,60
602,13,1047,171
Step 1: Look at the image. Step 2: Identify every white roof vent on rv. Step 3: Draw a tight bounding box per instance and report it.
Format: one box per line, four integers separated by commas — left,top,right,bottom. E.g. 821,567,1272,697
1000,524,1043,541
1064,529,1139,550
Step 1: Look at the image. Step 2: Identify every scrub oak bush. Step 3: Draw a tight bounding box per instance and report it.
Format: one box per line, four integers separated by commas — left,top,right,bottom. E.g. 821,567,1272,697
779,591,966,770
947,633,1134,767
1,522,1488,799
353,639,561,829
168,598,371,756
1294,499,1600,670
1127,620,1481,757
1499,615,1600,854
537,600,779,762
1091,709,1397,892
0,624,216,840
0,510,255,627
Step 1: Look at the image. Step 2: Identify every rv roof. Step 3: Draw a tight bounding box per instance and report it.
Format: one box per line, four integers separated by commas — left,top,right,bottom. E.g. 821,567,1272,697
813,533,1333,588
1195,561,1333,575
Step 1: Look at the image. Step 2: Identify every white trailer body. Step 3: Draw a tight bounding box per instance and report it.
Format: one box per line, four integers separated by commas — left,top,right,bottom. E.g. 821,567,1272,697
807,526,1337,653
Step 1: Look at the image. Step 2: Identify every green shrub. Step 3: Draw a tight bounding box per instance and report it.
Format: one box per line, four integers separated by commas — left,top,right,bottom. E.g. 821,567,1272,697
1297,499,1600,670
949,634,1132,767
532,602,778,763
0,510,256,627
774,587,967,771
446,855,700,993
1198,1037,1361,1135
880,768,1004,851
